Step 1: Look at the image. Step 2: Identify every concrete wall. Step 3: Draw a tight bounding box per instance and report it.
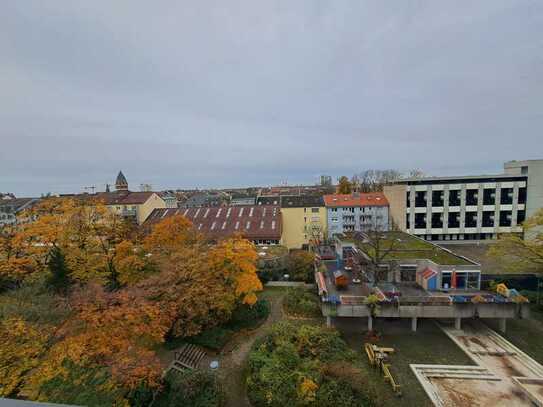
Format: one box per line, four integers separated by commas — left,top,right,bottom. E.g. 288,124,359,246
323,302,529,319
504,159,543,219
383,184,407,231
138,194,167,224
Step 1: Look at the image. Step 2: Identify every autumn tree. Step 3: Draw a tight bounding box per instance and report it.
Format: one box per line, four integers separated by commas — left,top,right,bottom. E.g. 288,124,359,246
26,284,171,402
337,176,352,194
144,215,197,258
1,198,141,287
141,217,262,338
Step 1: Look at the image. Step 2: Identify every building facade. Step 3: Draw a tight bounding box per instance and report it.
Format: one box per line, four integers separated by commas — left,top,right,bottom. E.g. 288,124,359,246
383,159,543,242
0,198,40,227
279,195,327,249
324,193,389,238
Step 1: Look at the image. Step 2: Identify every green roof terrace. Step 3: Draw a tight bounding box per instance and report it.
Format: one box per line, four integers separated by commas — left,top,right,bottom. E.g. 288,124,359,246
337,231,477,266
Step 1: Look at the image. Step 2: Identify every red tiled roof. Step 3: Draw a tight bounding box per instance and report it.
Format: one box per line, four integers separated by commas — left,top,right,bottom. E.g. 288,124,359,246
144,205,281,240
323,192,389,207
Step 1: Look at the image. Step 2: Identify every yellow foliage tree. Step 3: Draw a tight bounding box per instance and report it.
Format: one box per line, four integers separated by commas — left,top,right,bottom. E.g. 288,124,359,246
209,236,262,305
0,317,52,397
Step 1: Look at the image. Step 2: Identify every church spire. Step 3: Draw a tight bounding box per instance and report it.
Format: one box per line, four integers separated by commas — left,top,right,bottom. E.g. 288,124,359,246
115,171,128,191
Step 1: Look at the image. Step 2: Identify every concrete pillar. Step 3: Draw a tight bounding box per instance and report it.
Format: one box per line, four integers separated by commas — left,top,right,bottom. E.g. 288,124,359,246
326,316,332,327
499,318,507,334
411,317,418,332
368,316,373,331
455,317,462,330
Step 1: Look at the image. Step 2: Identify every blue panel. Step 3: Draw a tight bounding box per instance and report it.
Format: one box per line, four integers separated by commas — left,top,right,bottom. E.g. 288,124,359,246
428,275,437,291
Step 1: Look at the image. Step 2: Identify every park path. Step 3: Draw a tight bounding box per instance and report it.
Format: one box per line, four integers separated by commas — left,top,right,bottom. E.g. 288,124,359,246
218,292,285,407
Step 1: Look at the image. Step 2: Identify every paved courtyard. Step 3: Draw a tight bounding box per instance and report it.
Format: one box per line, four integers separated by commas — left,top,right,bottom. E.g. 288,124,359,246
412,320,543,406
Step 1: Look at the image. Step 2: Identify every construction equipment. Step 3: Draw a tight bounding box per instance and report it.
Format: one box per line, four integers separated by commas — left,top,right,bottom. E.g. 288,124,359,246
364,343,402,396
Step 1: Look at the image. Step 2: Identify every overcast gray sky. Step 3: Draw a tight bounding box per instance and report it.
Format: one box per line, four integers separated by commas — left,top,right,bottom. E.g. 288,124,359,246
1,1,542,196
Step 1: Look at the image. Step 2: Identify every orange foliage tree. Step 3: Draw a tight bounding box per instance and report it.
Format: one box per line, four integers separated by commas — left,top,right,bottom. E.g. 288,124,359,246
27,284,171,400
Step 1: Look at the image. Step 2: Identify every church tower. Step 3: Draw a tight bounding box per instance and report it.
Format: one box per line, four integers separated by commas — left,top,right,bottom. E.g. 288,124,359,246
115,171,128,191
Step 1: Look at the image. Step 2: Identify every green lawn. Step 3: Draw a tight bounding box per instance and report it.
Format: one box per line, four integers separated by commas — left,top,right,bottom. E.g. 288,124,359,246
335,318,475,407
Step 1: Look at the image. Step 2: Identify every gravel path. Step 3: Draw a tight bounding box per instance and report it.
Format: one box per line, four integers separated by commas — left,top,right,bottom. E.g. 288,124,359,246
218,293,285,407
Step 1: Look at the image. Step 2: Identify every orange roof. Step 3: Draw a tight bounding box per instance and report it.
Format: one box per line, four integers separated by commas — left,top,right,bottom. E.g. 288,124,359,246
323,192,389,207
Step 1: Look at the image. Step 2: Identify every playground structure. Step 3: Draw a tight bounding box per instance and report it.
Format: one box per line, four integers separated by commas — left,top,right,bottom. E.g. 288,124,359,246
364,343,402,396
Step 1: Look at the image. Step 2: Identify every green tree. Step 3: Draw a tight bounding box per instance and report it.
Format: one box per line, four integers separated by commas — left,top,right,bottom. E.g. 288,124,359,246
337,176,352,194
287,251,315,282
46,247,72,295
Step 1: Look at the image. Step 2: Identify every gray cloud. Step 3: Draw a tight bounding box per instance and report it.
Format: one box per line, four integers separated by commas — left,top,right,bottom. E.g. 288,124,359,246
1,0,542,196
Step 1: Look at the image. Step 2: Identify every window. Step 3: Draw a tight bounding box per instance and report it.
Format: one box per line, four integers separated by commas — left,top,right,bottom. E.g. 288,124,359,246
311,208,319,213
432,190,444,207
449,190,461,206
518,187,527,204
500,188,513,205
415,191,427,207
331,208,337,212
483,189,496,205
455,272,467,289
414,213,426,228
482,212,494,227
431,213,443,228
442,272,452,289
499,211,512,227
467,273,479,289
466,189,478,206
400,266,417,282
465,212,477,228
448,212,460,228
517,210,526,224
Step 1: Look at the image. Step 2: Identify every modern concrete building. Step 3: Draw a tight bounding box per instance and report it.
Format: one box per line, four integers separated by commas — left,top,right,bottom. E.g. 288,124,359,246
503,159,543,219
384,159,543,242
324,193,389,238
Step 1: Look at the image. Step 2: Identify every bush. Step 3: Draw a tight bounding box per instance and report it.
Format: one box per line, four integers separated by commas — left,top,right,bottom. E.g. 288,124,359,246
227,298,270,330
287,251,315,283
186,326,234,350
154,370,223,407
283,287,321,318
247,322,374,407
180,299,270,351
37,361,128,406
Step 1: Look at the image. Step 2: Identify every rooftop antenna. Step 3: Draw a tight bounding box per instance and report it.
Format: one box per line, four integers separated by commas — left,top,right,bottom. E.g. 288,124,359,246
83,185,96,194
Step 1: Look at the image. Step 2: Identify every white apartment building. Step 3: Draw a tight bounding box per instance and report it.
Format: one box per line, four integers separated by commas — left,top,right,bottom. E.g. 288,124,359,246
384,159,543,242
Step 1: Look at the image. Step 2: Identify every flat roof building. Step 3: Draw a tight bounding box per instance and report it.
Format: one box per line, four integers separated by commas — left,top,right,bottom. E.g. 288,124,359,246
384,159,543,242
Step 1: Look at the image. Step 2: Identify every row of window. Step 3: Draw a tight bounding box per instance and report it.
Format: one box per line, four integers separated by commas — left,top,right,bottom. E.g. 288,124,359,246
407,187,527,208
407,210,525,229
329,207,382,213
